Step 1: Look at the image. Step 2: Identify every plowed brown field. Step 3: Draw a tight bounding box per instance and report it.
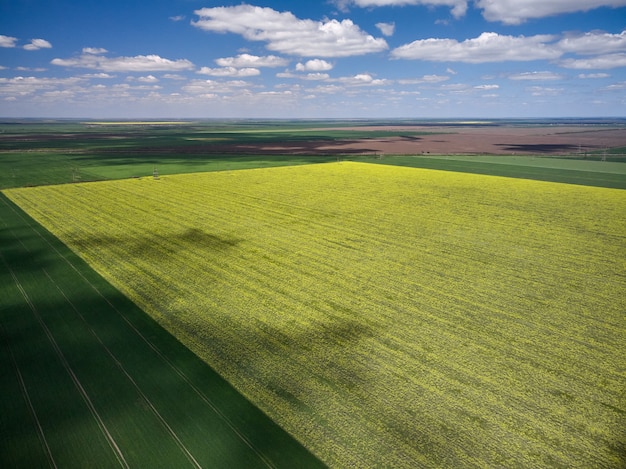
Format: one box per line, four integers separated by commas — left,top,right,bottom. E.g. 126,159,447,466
251,125,626,156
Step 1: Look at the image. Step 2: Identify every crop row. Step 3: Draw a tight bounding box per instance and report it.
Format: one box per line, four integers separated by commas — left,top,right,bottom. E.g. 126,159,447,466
6,162,626,468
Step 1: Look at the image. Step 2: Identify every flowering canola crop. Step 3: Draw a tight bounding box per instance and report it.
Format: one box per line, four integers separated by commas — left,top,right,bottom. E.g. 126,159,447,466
6,162,626,468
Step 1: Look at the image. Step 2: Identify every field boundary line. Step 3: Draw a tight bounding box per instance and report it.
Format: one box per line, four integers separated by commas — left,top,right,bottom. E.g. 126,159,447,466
41,268,203,469
0,194,277,469
1,253,129,469
0,323,57,469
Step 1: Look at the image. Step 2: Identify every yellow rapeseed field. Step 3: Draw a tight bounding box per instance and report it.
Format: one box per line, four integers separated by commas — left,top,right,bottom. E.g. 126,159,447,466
6,162,626,468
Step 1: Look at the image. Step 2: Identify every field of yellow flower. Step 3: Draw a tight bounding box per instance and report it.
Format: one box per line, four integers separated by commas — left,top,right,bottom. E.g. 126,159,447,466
6,162,626,468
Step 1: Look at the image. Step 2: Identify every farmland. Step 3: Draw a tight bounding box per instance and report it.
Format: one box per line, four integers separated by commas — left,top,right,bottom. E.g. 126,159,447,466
2,119,626,189
0,191,324,467
5,161,626,467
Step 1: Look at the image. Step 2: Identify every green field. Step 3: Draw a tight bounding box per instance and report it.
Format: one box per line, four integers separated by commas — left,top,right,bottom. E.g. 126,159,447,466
353,154,626,189
6,162,626,468
2,120,625,189
2,120,626,467
0,192,324,467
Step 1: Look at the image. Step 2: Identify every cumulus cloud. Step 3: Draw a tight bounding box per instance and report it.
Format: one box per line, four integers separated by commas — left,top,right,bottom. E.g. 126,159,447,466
136,75,159,83
337,0,468,18
163,73,187,80
476,0,626,25
83,47,108,55
339,73,389,86
376,22,395,37
559,53,626,69
277,70,331,80
398,74,450,84
557,30,626,55
52,52,194,72
0,35,18,48
182,79,250,95
296,59,334,72
392,32,560,63
215,54,288,68
197,66,261,77
192,5,387,57
508,71,564,80
0,76,84,98
302,73,331,80
23,38,52,50
82,73,114,79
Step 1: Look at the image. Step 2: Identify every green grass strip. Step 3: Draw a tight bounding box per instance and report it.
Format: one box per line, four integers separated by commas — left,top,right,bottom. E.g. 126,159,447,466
351,155,626,189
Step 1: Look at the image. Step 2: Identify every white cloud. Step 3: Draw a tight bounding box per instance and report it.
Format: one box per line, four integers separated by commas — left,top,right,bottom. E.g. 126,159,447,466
307,84,345,94
376,22,395,37
476,0,626,25
215,54,288,68
197,66,261,77
52,53,194,72
339,73,389,86
83,47,108,55
528,86,563,96
603,81,626,90
578,73,610,79
169,15,186,22
277,71,332,81
303,73,331,80
398,74,450,84
182,79,251,95
440,83,469,91
0,76,84,98
392,32,560,63
192,5,387,57
560,53,626,69
137,75,159,83
82,73,114,79
474,84,499,89
509,71,564,80
296,59,334,72
558,30,626,55
163,74,187,80
338,0,468,18
23,38,52,51
16,66,47,72
0,35,18,48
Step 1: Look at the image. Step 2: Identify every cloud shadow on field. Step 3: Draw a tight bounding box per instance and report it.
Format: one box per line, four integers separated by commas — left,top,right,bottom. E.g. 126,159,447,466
3,276,324,468
73,139,383,161
1,192,324,467
0,229,54,275
71,227,244,261
494,143,585,153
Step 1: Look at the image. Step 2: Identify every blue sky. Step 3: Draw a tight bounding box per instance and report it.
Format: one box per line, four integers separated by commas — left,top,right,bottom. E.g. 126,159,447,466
1,0,625,118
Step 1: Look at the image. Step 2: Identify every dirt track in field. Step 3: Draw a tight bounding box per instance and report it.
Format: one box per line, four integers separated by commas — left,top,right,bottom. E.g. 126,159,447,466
249,126,626,156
